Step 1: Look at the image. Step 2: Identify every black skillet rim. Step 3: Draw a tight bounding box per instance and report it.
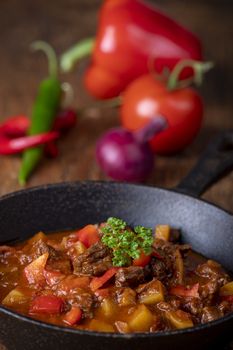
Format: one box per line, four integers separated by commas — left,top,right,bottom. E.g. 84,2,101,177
0,180,232,339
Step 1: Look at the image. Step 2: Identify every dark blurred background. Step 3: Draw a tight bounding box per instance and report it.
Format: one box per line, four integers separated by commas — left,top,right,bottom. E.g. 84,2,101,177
0,0,232,211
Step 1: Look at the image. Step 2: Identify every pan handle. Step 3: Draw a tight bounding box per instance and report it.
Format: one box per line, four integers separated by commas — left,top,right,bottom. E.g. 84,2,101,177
175,130,233,197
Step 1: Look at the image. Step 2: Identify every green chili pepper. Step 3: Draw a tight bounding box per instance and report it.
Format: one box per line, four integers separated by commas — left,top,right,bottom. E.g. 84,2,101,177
18,41,62,185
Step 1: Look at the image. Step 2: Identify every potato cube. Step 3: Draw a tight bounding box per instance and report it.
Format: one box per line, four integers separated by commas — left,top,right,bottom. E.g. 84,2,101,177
165,310,193,329
2,287,31,306
220,281,233,296
155,225,170,241
28,232,47,245
24,252,49,284
99,298,116,318
128,304,154,332
73,241,86,256
138,280,165,305
89,319,114,332
115,321,130,333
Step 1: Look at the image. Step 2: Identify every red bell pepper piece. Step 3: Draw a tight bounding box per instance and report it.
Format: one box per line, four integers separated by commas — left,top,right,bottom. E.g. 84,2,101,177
75,224,100,248
84,0,202,99
90,267,118,292
152,250,163,260
0,131,59,155
94,288,110,301
29,295,64,314
63,306,82,326
221,295,233,303
133,251,151,267
169,283,199,298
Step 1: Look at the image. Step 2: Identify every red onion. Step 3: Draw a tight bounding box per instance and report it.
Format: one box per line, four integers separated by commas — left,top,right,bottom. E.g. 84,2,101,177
95,116,166,182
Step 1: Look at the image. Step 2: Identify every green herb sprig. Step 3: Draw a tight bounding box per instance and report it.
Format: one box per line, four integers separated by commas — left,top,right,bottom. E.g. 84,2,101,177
101,217,153,267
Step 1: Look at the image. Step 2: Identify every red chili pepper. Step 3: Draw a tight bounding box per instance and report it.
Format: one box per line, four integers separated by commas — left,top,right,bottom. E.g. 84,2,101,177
53,109,77,132
84,0,203,99
0,109,77,139
44,141,59,158
0,116,30,138
0,131,59,155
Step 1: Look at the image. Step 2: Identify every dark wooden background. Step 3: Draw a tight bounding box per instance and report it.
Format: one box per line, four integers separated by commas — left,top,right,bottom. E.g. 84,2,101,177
0,0,232,211
0,1,232,347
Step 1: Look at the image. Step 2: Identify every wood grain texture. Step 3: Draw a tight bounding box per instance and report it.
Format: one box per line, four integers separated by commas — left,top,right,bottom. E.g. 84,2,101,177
0,1,232,347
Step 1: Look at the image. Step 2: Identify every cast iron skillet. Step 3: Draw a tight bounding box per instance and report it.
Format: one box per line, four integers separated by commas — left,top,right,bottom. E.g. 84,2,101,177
0,131,232,350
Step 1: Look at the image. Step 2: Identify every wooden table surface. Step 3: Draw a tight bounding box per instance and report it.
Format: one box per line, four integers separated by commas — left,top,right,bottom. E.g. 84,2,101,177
0,0,232,349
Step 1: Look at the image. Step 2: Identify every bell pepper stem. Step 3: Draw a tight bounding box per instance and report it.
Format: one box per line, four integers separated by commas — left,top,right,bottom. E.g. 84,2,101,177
167,59,214,91
31,41,58,78
60,37,95,72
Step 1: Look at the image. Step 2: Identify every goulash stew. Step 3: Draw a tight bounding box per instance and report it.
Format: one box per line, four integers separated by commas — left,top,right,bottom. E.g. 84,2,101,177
0,218,232,333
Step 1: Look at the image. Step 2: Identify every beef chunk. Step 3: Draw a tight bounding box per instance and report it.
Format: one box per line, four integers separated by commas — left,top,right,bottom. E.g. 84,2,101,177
200,280,219,299
68,288,94,318
73,242,112,276
196,260,230,304
181,297,203,316
35,241,72,274
170,229,181,243
157,301,176,312
201,306,223,324
115,287,136,306
151,259,170,281
153,239,190,259
115,266,145,287
152,239,189,285
196,260,230,286
47,256,72,275
30,239,66,262
218,300,232,314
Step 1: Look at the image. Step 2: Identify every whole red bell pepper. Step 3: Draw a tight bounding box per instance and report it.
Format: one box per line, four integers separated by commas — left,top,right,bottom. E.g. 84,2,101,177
62,0,202,99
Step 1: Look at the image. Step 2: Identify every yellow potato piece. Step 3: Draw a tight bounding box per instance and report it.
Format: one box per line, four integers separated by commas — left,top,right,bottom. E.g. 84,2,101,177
89,319,114,332
155,225,170,241
220,281,233,296
24,252,49,284
2,287,31,306
99,298,117,319
115,321,130,333
165,310,193,329
139,280,164,305
73,241,86,256
128,304,154,332
28,231,47,245
174,249,184,284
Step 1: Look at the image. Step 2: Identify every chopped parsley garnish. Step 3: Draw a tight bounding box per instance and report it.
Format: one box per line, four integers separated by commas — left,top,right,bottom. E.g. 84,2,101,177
101,217,153,267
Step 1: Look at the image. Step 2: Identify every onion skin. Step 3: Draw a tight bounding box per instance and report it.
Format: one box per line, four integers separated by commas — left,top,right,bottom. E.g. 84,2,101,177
96,128,154,182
